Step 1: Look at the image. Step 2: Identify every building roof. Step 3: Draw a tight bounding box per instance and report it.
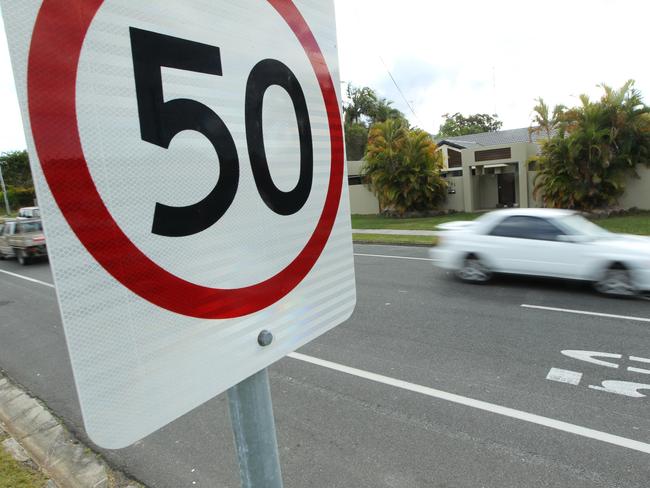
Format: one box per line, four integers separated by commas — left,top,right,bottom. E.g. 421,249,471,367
437,127,546,149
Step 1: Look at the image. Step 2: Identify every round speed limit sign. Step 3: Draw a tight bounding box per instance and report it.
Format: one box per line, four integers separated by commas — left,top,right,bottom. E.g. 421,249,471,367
3,0,355,448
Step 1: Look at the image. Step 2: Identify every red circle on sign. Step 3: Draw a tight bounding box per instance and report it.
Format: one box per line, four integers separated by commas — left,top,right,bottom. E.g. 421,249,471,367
27,0,344,319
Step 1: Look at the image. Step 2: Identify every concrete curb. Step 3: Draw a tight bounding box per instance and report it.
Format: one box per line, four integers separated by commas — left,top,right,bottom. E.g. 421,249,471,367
0,373,139,488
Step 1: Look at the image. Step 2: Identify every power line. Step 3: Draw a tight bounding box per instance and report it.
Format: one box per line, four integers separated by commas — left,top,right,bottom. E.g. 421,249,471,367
349,3,424,128
377,54,424,127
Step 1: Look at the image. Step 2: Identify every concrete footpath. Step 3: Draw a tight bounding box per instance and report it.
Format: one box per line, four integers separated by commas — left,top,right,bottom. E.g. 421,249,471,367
0,372,142,488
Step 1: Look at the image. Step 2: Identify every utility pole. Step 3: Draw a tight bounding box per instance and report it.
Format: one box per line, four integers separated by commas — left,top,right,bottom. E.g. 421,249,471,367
0,164,11,216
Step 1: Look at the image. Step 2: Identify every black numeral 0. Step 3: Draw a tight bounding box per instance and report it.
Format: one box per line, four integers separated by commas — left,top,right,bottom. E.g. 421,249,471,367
246,59,313,215
130,28,314,237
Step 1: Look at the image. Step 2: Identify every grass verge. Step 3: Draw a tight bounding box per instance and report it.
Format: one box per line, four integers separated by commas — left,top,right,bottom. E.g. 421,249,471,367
351,212,480,230
0,435,48,488
351,210,650,246
595,212,650,235
352,233,438,246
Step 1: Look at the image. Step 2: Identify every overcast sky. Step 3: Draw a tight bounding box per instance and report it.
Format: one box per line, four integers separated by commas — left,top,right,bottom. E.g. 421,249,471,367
1,0,649,152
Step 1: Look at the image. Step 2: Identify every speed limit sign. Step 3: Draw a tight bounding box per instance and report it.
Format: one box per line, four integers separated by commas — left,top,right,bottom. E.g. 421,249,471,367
2,0,355,448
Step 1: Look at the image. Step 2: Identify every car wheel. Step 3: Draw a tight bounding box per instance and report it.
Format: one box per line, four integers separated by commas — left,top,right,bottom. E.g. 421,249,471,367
16,250,29,266
595,265,636,297
457,255,492,284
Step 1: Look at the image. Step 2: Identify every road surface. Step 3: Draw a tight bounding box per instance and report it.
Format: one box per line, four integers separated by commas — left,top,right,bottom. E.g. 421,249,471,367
1,244,649,487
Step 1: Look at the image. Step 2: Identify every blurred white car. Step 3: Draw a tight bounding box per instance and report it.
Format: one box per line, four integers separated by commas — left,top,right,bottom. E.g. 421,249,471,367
429,209,650,296
17,206,40,219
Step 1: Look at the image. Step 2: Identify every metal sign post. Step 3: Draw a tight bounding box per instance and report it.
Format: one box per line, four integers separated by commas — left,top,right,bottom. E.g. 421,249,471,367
228,367,283,488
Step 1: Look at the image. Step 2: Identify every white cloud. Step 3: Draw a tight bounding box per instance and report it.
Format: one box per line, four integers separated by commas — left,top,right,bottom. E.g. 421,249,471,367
0,10,26,153
0,1,649,152
334,0,650,133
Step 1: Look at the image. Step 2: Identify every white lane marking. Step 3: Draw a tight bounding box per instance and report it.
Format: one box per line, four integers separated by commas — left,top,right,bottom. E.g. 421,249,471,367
561,350,621,369
628,367,650,375
288,352,650,454
354,253,432,262
521,304,650,323
589,381,650,398
0,268,54,288
546,368,583,385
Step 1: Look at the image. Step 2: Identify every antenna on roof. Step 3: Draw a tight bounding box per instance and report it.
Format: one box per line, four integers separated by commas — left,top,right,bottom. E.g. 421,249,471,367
492,66,497,117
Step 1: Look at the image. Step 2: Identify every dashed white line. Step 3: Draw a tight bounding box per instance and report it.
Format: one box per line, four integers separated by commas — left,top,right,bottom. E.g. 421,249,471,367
288,352,650,454
0,268,54,288
354,253,432,262
521,304,650,323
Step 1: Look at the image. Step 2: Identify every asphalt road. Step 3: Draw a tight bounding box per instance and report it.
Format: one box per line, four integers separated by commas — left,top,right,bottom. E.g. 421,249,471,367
1,245,650,487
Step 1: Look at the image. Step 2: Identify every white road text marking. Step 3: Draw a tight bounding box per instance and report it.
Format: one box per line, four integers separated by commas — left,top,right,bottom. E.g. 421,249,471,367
546,368,583,385
521,304,650,323
561,350,621,369
288,352,650,454
628,367,650,375
589,381,650,398
0,269,54,288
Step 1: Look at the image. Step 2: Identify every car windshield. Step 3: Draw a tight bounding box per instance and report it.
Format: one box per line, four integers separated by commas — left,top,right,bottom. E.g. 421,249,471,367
558,214,610,238
18,221,43,233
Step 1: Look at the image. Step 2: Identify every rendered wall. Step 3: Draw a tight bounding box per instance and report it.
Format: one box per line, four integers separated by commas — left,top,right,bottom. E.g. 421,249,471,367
349,185,380,214
442,176,466,211
619,165,650,210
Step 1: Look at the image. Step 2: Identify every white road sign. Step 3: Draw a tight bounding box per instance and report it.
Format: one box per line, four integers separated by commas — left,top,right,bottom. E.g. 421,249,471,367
2,0,355,448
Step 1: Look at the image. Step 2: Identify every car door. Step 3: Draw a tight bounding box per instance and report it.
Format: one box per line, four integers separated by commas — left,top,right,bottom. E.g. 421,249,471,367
484,216,580,277
0,222,15,257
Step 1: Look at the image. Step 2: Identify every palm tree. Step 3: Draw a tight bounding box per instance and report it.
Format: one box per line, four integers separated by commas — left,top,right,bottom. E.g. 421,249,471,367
529,97,566,141
534,80,650,210
363,120,446,214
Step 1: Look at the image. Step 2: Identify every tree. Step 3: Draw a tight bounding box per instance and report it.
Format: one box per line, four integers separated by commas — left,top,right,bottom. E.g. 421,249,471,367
437,113,502,137
533,80,650,210
363,119,447,214
343,85,404,160
0,150,33,188
528,97,566,140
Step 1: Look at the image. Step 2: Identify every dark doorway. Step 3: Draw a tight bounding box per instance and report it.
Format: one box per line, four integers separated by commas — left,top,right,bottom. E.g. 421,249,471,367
497,173,516,207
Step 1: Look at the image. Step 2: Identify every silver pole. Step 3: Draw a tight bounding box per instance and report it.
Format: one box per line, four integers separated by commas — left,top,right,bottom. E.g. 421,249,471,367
227,367,284,488
0,164,10,216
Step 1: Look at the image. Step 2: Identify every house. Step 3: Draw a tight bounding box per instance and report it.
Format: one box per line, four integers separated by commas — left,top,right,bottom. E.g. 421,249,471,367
348,127,650,214
436,127,542,212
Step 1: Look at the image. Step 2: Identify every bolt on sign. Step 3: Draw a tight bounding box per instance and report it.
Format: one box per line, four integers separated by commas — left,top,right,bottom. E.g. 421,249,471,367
2,0,355,448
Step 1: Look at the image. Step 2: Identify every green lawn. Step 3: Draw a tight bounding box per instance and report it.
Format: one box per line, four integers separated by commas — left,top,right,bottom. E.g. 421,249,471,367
0,435,48,488
351,212,480,230
352,233,437,246
595,212,650,235
351,210,650,246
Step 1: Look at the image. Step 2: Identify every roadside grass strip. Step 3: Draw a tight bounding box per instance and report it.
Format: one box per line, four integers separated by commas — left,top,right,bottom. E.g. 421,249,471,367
0,435,48,488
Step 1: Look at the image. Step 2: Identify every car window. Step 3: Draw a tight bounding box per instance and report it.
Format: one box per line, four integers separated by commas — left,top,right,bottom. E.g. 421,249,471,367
17,221,43,233
489,216,565,241
6,223,15,235
0,224,4,236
